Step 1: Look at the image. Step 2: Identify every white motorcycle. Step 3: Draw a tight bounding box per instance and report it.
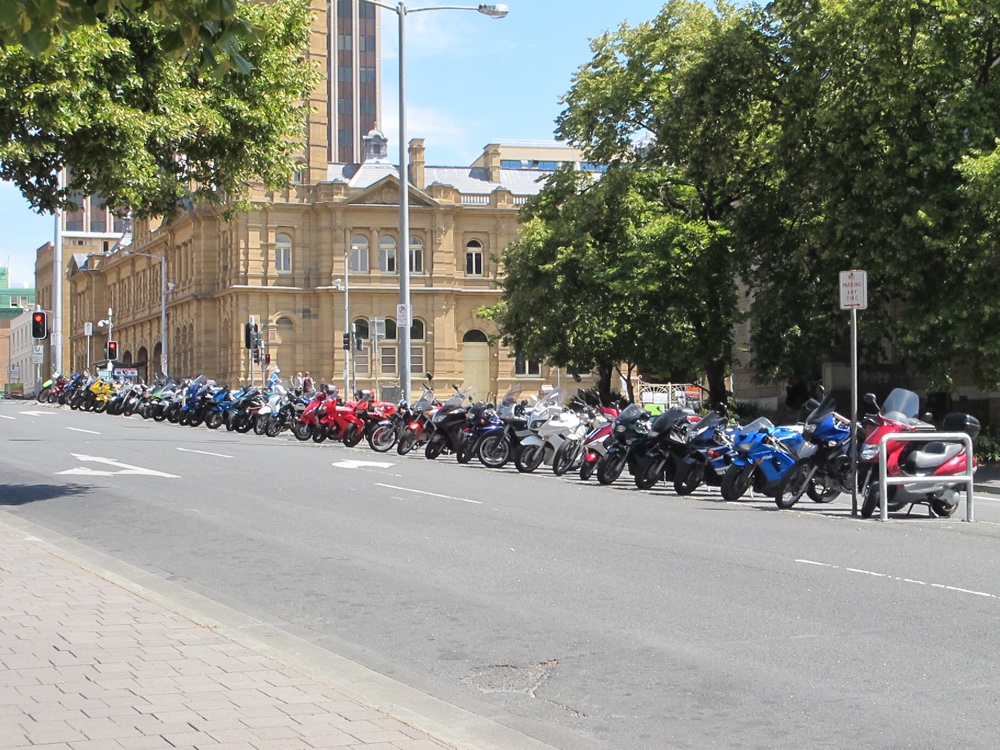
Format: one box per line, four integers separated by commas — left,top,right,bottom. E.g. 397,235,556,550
513,388,577,473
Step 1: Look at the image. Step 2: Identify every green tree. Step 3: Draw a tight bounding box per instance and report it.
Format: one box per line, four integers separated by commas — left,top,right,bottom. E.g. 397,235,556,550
483,164,736,406
0,0,316,220
1,0,256,71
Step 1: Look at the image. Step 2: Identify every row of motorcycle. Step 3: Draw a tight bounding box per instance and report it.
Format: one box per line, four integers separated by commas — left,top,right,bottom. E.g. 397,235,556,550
37,371,981,518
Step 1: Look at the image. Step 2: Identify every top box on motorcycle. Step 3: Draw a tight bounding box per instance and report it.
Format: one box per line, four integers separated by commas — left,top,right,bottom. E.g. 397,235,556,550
942,412,980,440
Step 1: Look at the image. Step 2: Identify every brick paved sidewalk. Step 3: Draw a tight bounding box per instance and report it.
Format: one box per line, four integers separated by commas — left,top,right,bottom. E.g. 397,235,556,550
0,527,452,750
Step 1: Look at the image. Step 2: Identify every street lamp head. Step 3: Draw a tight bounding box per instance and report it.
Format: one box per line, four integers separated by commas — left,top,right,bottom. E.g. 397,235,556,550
477,4,508,18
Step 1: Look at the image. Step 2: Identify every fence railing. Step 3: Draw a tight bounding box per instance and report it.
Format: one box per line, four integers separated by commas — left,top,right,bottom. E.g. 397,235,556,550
877,432,975,522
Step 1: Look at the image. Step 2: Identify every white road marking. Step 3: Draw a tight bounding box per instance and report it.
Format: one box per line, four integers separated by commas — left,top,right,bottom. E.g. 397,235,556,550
375,483,482,504
67,427,100,435
0,415,15,420
18,411,53,416
333,459,396,469
796,559,996,600
177,447,233,458
56,453,179,478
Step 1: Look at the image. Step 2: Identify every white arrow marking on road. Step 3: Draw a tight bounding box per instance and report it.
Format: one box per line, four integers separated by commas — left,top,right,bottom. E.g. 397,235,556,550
177,447,233,458
375,483,482,504
0,414,15,420
56,453,179,478
67,427,101,435
333,460,396,469
19,411,54,416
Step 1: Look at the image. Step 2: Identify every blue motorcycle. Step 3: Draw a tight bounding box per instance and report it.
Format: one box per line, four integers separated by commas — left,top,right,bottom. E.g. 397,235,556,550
673,411,738,495
721,418,806,501
774,393,856,509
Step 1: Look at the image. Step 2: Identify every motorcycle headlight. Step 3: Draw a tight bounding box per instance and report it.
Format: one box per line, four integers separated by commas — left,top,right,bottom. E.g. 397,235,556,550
614,424,626,434
797,443,818,459
860,444,879,461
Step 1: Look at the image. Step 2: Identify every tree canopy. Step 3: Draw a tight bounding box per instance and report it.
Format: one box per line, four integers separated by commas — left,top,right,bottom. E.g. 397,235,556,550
0,0,316,220
501,0,1000,397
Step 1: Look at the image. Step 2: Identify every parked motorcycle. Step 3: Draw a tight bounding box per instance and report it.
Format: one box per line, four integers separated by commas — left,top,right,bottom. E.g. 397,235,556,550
858,388,979,518
424,385,476,461
397,385,439,455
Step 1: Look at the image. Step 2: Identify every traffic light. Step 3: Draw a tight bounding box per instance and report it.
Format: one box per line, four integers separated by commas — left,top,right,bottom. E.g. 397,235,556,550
252,347,261,364
31,310,47,339
106,340,119,361
342,333,350,350
244,322,257,349
264,353,271,365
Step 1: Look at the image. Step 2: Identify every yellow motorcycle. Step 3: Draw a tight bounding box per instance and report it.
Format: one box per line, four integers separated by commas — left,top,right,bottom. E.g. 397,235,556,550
87,378,116,413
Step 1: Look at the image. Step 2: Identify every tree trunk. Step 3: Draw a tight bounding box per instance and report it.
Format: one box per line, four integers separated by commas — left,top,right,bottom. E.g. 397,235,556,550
597,362,614,406
705,357,728,410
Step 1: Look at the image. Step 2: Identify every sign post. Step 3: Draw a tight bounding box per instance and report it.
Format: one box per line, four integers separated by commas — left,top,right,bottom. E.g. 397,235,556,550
840,270,868,516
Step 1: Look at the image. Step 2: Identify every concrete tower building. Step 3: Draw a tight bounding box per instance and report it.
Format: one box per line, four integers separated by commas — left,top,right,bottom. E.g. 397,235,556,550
330,0,382,163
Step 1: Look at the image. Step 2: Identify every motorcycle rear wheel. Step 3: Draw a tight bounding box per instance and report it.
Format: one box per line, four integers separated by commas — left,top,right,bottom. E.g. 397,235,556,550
597,452,626,485
515,444,544,473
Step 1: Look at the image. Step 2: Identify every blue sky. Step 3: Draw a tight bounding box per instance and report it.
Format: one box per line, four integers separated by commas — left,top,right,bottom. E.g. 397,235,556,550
1,0,667,286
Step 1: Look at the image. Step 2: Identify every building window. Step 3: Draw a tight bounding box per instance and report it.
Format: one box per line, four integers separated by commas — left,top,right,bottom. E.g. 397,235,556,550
359,34,376,51
337,34,352,50
338,65,352,82
338,98,350,114
338,127,354,146
378,235,396,273
360,66,376,83
465,240,484,276
381,346,397,375
350,235,369,272
353,317,369,374
359,1,375,18
409,236,424,274
274,234,292,273
90,193,107,232
338,0,351,16
360,98,376,116
515,355,541,376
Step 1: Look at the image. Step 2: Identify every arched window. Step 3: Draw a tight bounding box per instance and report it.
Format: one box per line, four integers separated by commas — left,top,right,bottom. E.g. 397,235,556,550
275,234,292,273
350,235,369,272
463,329,488,343
274,317,293,344
378,317,426,376
411,318,425,340
384,318,397,340
378,235,397,273
353,317,369,339
465,239,483,276
276,317,294,331
352,317,370,375
409,235,424,274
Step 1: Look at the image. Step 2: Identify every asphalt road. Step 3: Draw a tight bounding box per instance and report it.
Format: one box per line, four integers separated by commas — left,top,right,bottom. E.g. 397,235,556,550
3,399,1000,749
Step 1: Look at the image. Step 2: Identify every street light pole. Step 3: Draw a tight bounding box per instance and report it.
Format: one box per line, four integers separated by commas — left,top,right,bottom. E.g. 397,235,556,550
369,1,508,402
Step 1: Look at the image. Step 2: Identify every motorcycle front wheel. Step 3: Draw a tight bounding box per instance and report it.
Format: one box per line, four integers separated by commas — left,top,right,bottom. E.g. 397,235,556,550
515,444,544,473
552,441,579,476
775,460,812,510
478,433,511,468
721,464,755,501
205,411,224,430
597,452,626,485
368,424,397,452
292,420,312,441
343,424,364,448
265,416,284,438
397,429,417,456
579,457,598,481
635,455,666,490
673,462,704,496
425,435,445,460
457,433,477,464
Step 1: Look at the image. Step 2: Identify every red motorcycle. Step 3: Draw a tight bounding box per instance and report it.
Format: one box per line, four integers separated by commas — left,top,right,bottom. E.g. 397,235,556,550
859,388,979,518
577,406,622,480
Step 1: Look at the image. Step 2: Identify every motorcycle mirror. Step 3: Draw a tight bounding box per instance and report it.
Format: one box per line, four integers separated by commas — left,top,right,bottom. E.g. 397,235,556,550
923,412,934,422
426,372,433,381
804,398,820,410
863,392,877,406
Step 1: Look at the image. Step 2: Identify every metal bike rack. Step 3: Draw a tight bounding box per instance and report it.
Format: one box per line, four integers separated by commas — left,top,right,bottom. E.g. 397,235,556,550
878,432,975,522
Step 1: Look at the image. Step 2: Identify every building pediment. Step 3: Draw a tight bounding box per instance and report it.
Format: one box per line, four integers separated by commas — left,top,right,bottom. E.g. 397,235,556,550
346,175,437,209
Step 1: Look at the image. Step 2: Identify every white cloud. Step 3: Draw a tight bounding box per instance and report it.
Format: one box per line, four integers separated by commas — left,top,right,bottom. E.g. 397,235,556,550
380,104,482,167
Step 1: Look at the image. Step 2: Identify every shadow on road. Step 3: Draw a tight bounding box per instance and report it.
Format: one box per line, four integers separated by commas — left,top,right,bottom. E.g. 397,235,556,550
0,484,92,506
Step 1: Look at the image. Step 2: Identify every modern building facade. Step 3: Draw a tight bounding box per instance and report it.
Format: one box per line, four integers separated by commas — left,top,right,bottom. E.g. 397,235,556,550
330,0,381,164
8,309,36,396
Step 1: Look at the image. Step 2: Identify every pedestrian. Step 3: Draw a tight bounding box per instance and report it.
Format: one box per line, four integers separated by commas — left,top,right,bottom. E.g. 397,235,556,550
292,371,303,391
302,372,315,395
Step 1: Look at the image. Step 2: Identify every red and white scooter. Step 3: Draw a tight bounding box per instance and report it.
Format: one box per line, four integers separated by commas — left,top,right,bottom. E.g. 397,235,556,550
858,388,979,518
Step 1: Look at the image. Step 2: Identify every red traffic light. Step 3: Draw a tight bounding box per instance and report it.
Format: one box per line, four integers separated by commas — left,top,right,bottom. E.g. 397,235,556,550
31,311,48,339
106,340,119,361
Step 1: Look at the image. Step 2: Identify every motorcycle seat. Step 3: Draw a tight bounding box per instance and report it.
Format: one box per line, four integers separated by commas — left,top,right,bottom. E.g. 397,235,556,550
907,442,963,470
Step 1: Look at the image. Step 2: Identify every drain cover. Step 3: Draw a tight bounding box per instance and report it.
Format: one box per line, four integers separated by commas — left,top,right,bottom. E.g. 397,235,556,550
462,660,558,695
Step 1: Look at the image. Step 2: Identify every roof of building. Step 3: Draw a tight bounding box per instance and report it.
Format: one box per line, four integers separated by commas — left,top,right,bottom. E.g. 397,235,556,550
326,162,553,196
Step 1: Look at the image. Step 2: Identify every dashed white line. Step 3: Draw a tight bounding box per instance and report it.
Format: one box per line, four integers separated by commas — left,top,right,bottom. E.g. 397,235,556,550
796,559,996,600
177,447,233,458
67,427,100,435
375,483,482,504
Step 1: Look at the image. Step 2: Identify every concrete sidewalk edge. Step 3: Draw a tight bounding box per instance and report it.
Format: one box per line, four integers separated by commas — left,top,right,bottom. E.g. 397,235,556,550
0,512,563,750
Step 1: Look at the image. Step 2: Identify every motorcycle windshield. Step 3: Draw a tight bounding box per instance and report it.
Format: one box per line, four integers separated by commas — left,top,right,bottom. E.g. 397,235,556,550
616,403,647,424
500,384,523,406
806,394,838,425
412,387,436,412
881,388,919,419
439,385,475,413
741,417,774,434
